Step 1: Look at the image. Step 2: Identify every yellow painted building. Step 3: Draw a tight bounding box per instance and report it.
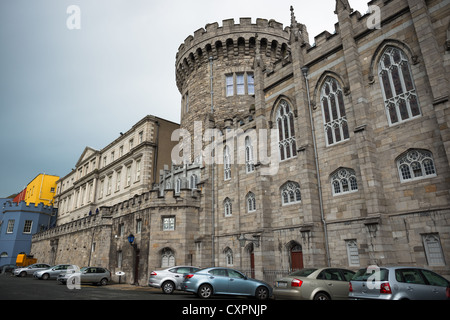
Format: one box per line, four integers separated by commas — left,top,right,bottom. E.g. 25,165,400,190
24,174,59,206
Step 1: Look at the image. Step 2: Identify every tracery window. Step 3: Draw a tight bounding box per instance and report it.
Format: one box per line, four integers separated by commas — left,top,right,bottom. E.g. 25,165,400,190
161,248,175,268
245,136,255,173
281,181,301,205
397,149,436,182
246,192,256,213
320,77,349,146
276,100,297,161
331,168,358,196
224,198,232,217
378,46,421,125
190,174,198,189
224,247,234,266
224,146,231,180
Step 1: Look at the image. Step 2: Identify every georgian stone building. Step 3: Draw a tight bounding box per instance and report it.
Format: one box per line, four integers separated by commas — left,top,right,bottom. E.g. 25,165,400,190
32,0,450,285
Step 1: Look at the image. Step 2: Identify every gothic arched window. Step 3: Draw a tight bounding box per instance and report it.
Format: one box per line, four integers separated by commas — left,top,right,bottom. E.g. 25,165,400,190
161,248,175,268
224,198,232,217
224,145,231,180
246,192,256,212
378,46,421,125
276,100,297,161
320,77,349,146
331,168,358,196
281,181,301,205
245,136,255,173
397,149,436,182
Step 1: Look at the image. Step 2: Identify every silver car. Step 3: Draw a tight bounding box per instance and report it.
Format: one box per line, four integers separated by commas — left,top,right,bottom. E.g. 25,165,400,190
349,266,450,300
57,266,111,286
149,266,200,294
14,263,51,277
33,264,74,280
273,267,355,300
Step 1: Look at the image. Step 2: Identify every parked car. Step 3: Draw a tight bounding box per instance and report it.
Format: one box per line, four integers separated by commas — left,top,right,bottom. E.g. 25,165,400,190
149,265,200,294
14,263,51,277
273,267,355,300
57,266,111,286
349,266,450,300
182,267,272,300
1,264,17,274
33,264,74,280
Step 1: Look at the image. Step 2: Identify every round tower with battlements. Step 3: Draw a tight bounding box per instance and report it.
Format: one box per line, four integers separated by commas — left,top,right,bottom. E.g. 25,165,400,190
175,17,291,137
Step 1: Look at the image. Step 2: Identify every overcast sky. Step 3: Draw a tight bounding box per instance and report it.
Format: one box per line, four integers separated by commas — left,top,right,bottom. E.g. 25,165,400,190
0,0,370,198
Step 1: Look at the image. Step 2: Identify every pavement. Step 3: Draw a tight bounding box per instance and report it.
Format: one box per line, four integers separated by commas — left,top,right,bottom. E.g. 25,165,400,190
105,282,158,291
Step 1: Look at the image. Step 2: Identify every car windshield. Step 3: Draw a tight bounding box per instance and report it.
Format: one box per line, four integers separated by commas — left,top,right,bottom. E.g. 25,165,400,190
351,267,389,281
289,268,317,277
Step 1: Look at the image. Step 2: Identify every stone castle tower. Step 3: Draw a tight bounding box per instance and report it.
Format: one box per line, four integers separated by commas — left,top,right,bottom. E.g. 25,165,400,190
175,17,295,138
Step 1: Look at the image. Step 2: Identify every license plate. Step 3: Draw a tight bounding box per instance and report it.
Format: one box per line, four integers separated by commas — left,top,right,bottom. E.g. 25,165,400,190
277,282,287,288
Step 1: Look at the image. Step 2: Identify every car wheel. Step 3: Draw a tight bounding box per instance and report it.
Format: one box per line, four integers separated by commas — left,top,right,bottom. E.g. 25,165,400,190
19,271,27,277
255,286,270,300
162,281,175,294
42,273,50,280
313,292,330,300
99,278,108,286
198,284,213,299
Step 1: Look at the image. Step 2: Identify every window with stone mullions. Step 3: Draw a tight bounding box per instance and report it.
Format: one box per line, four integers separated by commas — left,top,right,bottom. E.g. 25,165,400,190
331,168,358,196
397,149,436,182
378,46,420,126
276,100,297,161
321,77,349,146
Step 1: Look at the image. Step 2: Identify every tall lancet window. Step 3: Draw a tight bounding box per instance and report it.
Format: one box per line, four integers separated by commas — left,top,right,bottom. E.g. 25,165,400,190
276,99,297,161
378,46,421,125
320,77,349,146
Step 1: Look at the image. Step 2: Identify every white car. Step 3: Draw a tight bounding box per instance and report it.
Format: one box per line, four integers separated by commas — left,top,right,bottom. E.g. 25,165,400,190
148,266,200,294
14,263,51,277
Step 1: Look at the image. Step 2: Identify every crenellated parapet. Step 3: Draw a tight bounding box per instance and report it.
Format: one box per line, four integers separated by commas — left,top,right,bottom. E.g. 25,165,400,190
175,17,291,93
2,200,56,215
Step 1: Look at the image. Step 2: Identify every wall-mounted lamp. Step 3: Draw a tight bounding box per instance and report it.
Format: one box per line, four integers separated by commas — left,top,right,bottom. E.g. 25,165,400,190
237,234,260,248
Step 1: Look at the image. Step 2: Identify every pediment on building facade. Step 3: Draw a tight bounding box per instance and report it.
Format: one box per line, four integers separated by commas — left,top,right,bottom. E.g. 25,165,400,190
75,146,99,167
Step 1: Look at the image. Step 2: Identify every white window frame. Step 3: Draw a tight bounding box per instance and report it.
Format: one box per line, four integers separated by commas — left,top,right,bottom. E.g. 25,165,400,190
276,100,297,161
224,198,232,217
163,217,176,231
331,168,358,196
6,220,15,233
246,192,256,213
397,149,437,183
281,181,301,205
378,46,421,126
245,136,255,173
23,220,33,234
224,146,231,180
320,77,349,146
226,74,234,96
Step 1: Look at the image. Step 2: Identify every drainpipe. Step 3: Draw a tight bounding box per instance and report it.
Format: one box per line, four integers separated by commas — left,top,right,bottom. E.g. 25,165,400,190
209,56,215,266
301,66,331,267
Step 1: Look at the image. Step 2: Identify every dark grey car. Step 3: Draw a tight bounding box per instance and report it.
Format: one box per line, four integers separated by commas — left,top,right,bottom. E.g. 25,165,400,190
349,266,450,300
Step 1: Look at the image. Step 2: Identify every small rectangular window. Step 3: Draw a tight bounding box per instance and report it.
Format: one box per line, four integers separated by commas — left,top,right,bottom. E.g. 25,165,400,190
226,75,234,96
163,217,175,231
247,73,254,95
236,73,245,95
23,220,33,234
7,220,15,233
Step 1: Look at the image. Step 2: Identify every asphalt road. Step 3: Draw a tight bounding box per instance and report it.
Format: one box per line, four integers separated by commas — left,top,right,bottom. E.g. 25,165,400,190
0,273,200,300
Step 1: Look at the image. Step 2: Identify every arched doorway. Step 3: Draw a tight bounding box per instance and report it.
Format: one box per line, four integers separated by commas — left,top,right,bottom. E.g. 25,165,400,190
245,243,255,278
288,241,303,271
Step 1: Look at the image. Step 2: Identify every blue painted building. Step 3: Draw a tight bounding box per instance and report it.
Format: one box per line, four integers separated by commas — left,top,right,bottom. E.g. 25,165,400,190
0,199,57,265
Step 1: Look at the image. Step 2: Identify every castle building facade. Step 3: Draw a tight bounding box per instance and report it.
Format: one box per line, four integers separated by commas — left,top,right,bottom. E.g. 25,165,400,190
32,0,450,285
